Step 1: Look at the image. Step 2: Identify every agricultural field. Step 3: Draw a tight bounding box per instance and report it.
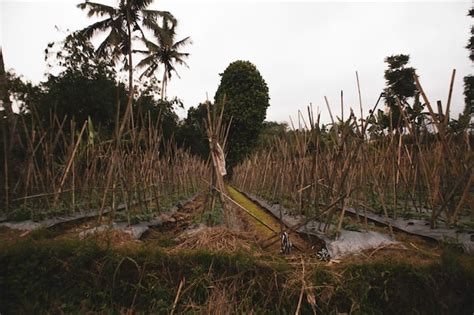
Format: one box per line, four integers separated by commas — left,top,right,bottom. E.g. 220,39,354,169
1,0,474,314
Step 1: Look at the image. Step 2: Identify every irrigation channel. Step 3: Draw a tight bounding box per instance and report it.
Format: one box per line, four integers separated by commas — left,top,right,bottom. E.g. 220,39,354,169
225,185,318,253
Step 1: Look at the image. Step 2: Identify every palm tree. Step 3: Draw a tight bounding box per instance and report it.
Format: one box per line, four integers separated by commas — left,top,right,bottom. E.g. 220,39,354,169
136,17,191,100
77,0,176,137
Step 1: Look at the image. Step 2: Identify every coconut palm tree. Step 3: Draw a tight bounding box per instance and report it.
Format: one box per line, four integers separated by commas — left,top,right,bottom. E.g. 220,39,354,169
77,0,176,137
136,17,191,100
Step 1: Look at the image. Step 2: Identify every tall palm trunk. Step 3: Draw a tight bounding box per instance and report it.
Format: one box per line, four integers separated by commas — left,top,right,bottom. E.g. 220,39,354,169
161,71,167,100
117,1,134,140
103,1,134,223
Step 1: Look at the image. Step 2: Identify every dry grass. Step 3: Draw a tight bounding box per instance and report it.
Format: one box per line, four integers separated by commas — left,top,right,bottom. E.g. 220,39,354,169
171,227,257,252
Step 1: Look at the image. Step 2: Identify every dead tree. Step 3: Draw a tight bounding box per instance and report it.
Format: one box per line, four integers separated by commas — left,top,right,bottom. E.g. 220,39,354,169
204,99,234,228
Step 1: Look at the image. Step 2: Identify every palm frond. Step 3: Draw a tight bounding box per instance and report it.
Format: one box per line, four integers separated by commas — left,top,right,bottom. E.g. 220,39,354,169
172,36,192,49
133,49,150,54
136,54,156,69
139,62,159,79
141,16,160,32
77,1,117,17
152,25,174,46
96,28,122,58
142,37,160,52
142,10,177,27
175,54,190,65
131,0,154,11
77,17,114,41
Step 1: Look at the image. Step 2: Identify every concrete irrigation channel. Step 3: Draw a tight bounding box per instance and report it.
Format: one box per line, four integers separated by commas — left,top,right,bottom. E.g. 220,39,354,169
225,185,321,253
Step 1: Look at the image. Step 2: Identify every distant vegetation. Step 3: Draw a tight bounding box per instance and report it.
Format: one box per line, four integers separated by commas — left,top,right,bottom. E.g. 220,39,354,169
464,7,474,116
0,2,472,222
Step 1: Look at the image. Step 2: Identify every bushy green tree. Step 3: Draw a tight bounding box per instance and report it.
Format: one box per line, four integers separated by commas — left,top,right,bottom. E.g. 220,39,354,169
381,54,418,130
39,69,127,132
214,60,270,174
38,33,128,132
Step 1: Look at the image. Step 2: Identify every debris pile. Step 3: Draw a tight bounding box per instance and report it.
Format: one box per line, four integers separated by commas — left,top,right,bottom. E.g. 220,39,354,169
173,227,255,252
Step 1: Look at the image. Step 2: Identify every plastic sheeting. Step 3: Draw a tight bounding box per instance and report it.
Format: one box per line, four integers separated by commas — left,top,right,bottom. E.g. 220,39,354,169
236,190,408,259
239,189,474,255
79,223,150,240
215,143,227,176
326,230,398,259
1,193,199,241
344,208,474,254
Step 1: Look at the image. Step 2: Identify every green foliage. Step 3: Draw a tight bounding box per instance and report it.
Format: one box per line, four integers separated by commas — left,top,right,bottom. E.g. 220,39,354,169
5,203,34,222
7,33,186,139
257,121,288,149
1,238,473,314
39,68,127,132
198,202,223,226
467,8,474,63
463,8,474,117
463,75,473,116
135,95,181,141
176,103,209,158
214,60,270,174
41,33,127,131
381,54,419,130
199,209,223,226
46,32,116,75
384,54,417,101
341,217,361,232
5,71,42,114
6,33,128,134
5,200,74,222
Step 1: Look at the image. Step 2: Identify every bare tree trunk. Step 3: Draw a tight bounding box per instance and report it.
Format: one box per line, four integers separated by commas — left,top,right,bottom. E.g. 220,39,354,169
0,48,13,209
116,2,134,141
161,71,167,100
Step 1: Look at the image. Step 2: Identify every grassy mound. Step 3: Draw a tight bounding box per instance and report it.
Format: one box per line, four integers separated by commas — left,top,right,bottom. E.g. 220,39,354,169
1,236,473,314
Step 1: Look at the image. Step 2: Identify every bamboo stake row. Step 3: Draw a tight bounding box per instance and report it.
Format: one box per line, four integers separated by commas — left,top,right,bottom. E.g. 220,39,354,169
1,109,209,221
232,73,472,232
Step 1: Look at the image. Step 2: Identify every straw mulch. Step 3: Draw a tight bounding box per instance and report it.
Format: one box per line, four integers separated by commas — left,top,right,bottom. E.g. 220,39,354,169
172,227,257,252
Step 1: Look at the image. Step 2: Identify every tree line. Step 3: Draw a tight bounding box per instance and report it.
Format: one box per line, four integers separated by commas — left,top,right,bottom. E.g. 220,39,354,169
1,2,473,177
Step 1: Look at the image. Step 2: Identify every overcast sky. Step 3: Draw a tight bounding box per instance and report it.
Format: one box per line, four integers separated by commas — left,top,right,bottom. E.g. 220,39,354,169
1,0,472,124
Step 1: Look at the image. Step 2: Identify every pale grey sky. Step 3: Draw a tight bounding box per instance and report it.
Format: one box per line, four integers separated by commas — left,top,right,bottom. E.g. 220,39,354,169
1,0,472,124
